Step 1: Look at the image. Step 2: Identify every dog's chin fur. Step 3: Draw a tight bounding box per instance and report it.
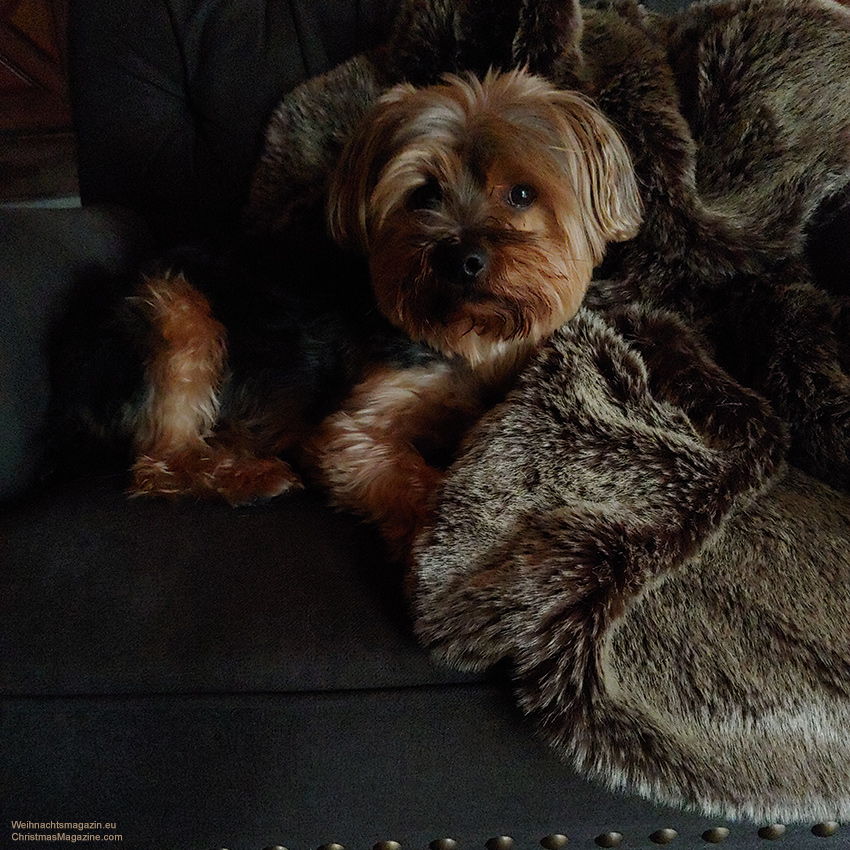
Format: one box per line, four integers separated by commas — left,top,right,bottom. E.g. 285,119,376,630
329,69,643,366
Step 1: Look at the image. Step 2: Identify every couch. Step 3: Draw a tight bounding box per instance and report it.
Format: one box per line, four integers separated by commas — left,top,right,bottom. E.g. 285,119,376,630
1,0,846,848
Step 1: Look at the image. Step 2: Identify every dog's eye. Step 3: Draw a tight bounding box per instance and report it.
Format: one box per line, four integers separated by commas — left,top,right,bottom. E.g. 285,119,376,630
408,180,443,212
507,184,537,209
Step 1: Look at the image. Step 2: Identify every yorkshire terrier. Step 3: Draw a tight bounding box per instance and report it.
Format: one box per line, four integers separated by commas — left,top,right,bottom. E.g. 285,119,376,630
51,70,641,555
307,69,642,556
49,226,419,505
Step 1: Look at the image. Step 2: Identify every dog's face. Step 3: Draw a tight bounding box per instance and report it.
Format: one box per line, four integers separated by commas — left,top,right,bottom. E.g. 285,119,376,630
329,70,642,364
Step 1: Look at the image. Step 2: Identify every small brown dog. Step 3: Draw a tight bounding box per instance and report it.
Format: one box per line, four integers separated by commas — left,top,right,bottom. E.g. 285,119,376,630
309,69,642,556
54,70,640,547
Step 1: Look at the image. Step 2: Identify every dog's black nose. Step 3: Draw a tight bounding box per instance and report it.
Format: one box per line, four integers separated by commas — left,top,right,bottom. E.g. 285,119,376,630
433,242,490,288
462,250,488,279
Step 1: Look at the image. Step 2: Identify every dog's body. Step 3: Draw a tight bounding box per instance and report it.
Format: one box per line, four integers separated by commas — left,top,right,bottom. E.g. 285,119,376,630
50,227,433,506
308,70,642,555
52,70,640,556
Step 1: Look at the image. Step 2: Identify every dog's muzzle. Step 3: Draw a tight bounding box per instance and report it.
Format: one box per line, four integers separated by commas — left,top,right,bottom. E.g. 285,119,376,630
431,241,491,290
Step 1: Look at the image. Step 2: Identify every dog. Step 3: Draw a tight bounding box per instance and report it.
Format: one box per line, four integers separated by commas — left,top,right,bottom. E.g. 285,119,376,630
306,69,643,557
49,223,426,506
51,70,640,553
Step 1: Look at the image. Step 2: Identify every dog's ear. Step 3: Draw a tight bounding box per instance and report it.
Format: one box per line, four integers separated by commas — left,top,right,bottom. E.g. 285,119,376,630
327,84,416,254
513,0,584,74
551,91,643,260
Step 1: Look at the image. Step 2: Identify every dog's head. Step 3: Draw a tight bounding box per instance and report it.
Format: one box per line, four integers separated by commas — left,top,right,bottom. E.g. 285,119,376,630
329,70,642,364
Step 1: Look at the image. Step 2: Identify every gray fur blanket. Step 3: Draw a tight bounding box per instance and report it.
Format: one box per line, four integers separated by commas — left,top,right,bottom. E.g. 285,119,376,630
248,0,850,821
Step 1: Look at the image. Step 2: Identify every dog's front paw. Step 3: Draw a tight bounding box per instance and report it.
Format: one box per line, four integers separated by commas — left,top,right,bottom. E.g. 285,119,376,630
130,451,304,505
131,455,197,499
205,455,305,506
376,464,445,562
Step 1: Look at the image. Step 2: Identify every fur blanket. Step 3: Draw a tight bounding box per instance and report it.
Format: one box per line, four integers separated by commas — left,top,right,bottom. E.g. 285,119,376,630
412,305,850,822
247,0,850,821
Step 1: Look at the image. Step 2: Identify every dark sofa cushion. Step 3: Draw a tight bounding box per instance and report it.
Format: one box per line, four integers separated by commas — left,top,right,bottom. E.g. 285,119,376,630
0,474,481,697
3,683,731,850
0,206,152,504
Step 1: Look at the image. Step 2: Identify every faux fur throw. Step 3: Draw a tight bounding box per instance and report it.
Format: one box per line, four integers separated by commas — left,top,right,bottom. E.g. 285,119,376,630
247,0,850,821
411,306,850,823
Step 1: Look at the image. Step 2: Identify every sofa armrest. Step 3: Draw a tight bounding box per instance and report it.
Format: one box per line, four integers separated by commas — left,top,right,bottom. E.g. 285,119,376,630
0,205,153,503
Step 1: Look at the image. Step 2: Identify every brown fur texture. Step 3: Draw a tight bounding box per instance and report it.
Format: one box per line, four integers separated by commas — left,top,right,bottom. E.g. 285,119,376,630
249,0,850,490
246,56,383,236
570,0,850,490
412,305,850,822
127,272,303,505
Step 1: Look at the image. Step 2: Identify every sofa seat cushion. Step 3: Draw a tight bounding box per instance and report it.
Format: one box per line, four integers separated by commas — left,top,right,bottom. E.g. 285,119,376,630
0,474,482,696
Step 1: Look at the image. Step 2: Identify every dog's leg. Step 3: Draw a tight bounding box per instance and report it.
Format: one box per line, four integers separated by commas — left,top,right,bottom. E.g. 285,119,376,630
306,361,484,559
131,272,302,504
